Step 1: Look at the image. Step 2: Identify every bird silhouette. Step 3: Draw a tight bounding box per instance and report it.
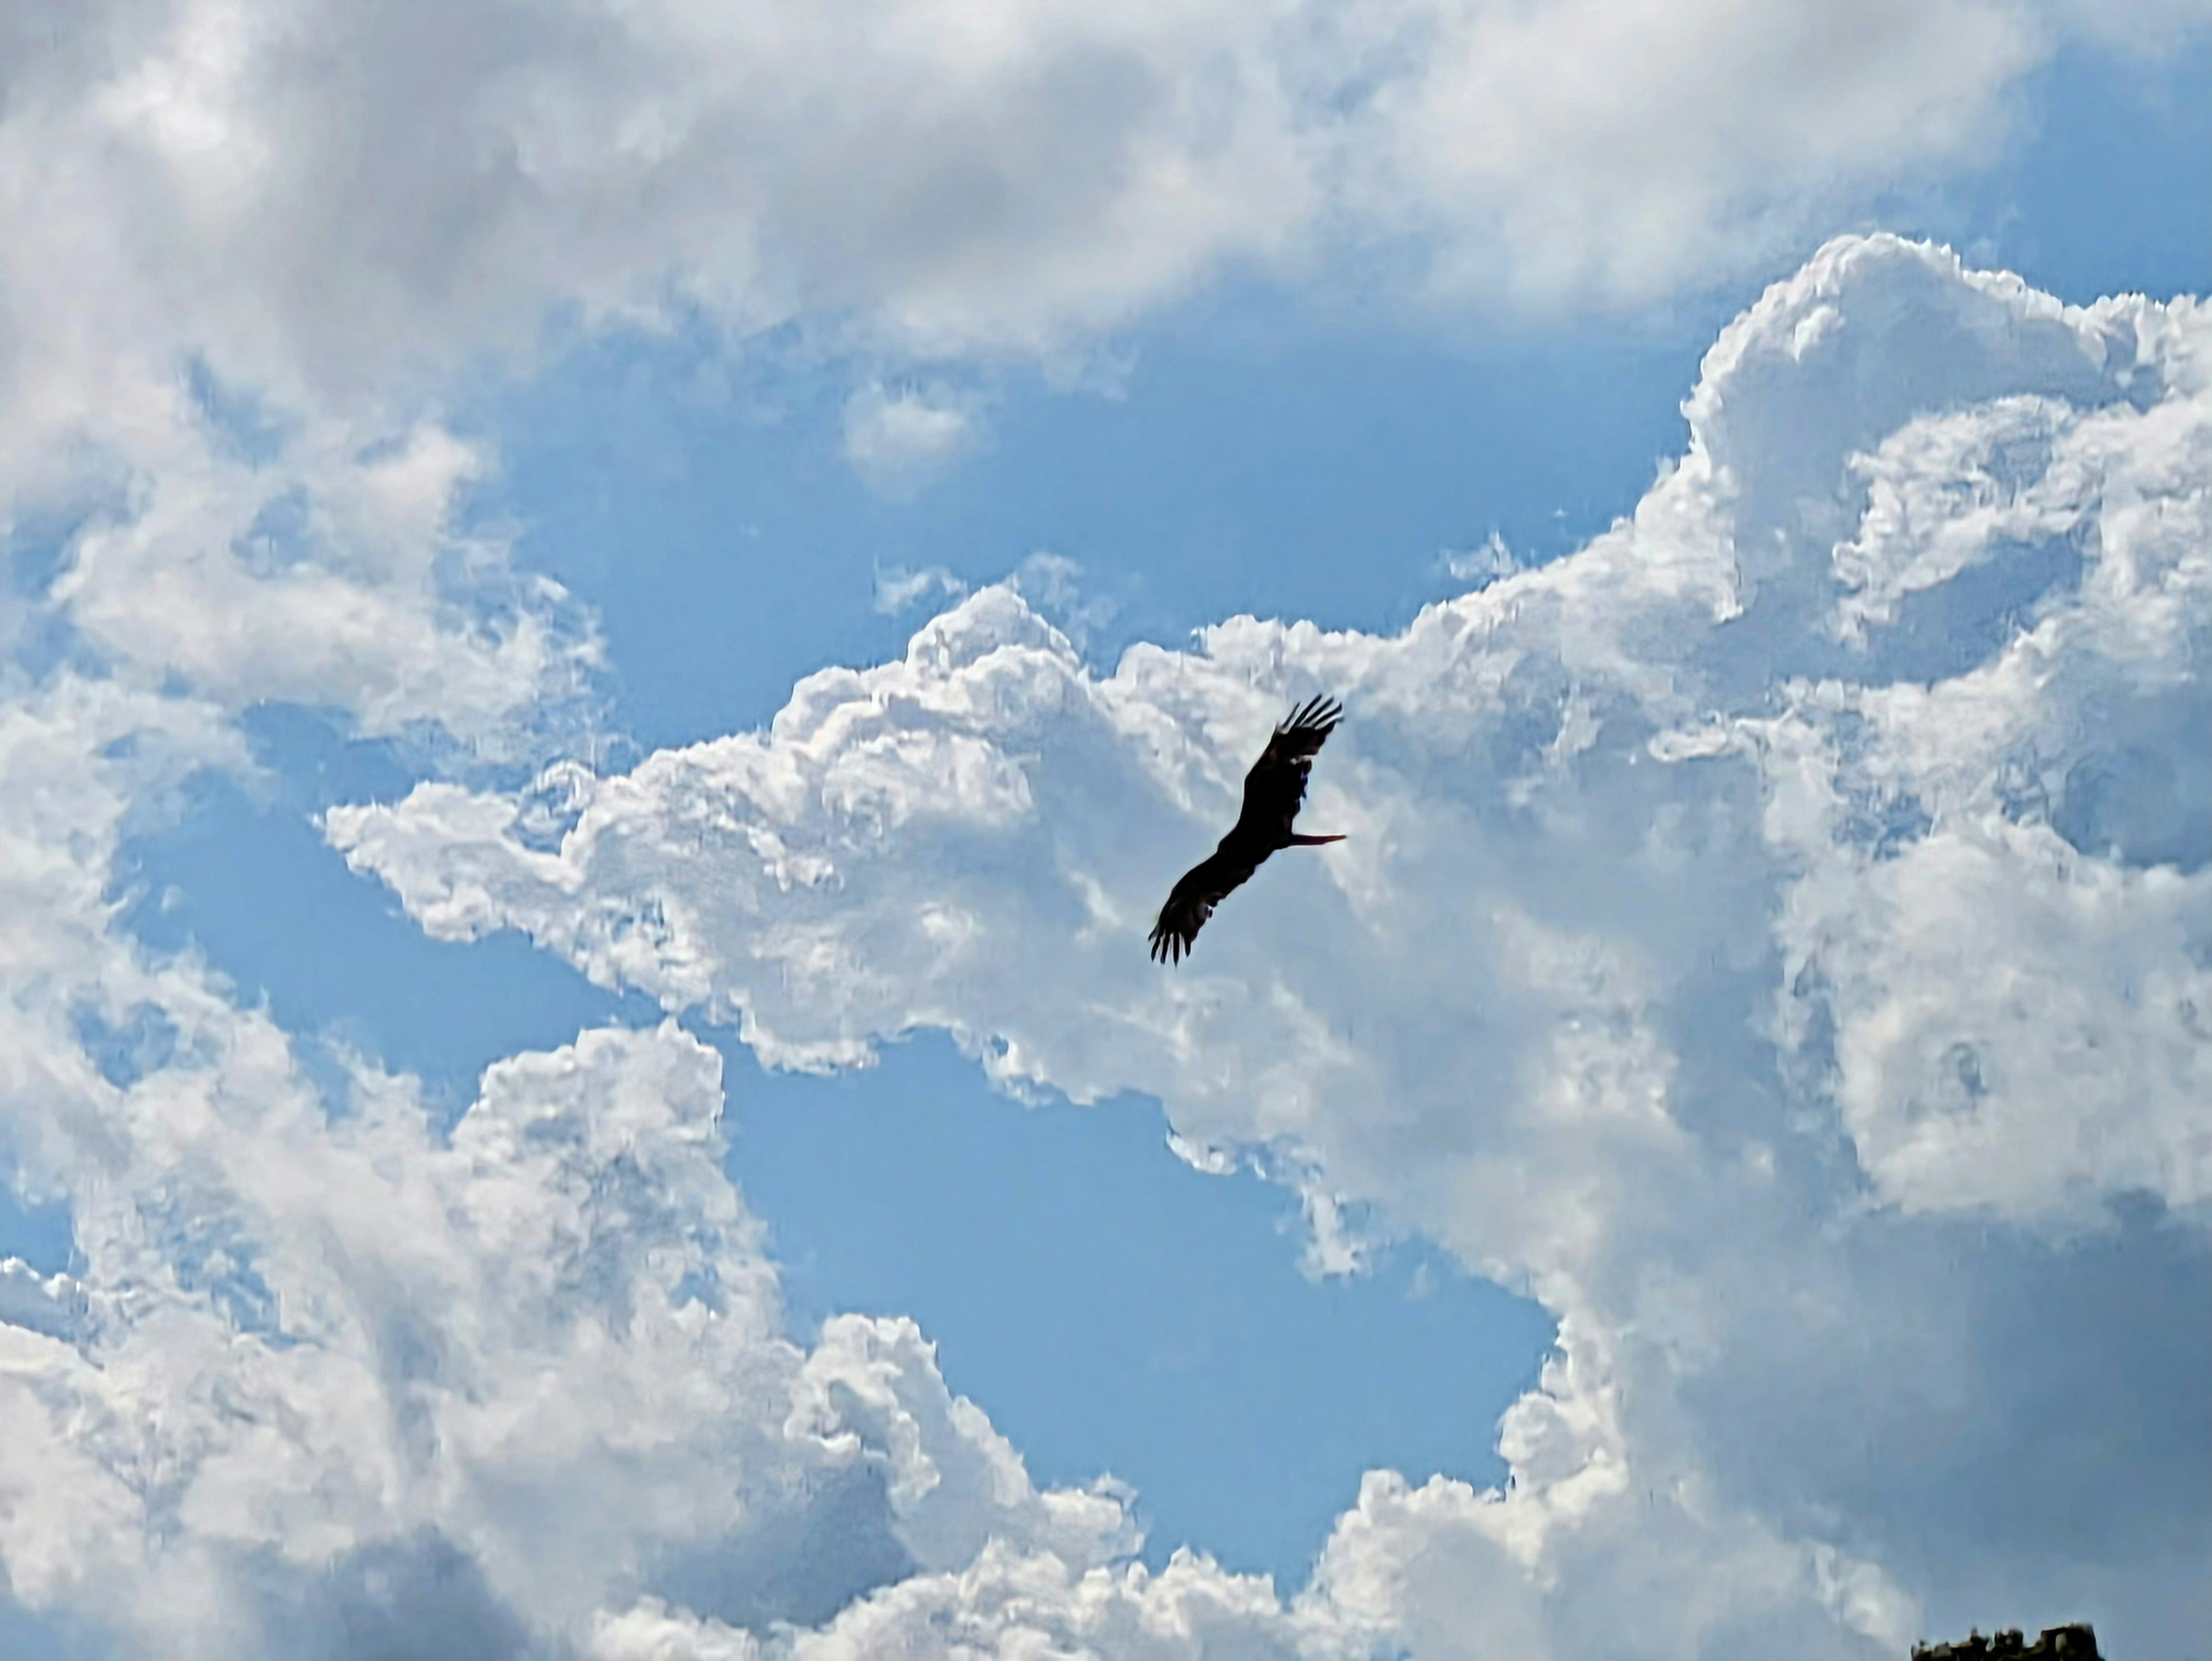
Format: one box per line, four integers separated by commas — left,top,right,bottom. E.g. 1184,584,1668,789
1149,695,1344,963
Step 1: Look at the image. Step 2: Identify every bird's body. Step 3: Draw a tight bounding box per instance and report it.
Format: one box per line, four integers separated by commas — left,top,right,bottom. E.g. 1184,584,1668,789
1149,695,1344,963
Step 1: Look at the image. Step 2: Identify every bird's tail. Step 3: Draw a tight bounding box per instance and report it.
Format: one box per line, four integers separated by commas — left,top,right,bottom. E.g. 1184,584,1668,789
1289,833,1345,845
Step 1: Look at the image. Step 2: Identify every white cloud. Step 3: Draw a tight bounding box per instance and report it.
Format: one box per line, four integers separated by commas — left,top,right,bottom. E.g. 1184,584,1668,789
1,970,1144,1654
874,563,972,615
15,982,1199,1659
1347,0,2051,305
1010,550,1120,652
843,385,980,499
40,410,601,750
1440,532,1520,589
0,656,1138,1656
4,0,2201,431
3,0,2198,761
329,237,2212,1655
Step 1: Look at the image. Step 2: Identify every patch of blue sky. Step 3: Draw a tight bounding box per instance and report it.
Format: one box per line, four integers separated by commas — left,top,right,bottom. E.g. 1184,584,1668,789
5,508,109,687
1954,35,2210,306
0,1597,97,1661
0,1185,75,1278
71,1000,181,1091
108,711,655,1125
460,281,1703,755
714,1027,1554,1582
184,354,291,469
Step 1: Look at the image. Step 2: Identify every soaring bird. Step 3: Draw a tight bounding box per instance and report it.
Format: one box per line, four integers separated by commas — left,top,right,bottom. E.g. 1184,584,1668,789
1149,694,1344,963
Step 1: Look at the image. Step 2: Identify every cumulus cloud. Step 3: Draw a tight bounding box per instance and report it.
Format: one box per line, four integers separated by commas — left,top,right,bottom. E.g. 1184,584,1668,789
0,639,1132,1658
331,237,2212,1655
2,956,1144,1655
0,684,1322,1657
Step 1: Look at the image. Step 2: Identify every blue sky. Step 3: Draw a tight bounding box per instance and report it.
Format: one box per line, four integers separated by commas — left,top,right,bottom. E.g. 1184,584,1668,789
1,7,2208,1659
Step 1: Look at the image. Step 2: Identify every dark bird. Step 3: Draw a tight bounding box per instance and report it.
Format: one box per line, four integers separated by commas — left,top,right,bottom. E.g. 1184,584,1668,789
1149,694,1345,964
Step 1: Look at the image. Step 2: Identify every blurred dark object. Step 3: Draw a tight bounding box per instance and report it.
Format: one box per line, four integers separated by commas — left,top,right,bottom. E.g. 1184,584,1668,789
1913,1625,2100,1661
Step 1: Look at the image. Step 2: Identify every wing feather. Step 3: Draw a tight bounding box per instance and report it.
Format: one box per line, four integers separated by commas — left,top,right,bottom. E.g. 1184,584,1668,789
1231,694,1342,842
1147,848,1257,963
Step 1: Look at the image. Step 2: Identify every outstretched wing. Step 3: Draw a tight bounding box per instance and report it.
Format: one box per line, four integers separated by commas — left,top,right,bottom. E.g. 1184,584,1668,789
1147,847,1259,963
1230,694,1343,842
1149,695,1342,964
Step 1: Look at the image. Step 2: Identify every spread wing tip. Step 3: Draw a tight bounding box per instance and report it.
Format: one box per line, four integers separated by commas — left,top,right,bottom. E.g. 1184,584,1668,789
1279,693,1343,735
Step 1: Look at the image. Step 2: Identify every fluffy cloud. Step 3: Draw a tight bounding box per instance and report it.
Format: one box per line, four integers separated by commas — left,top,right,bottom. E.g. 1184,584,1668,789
5,0,2203,420
5,0,2200,747
36,407,598,749
3,963,1148,1655
0,659,1138,1656
331,236,2212,1655
844,385,982,501
0,677,1321,1661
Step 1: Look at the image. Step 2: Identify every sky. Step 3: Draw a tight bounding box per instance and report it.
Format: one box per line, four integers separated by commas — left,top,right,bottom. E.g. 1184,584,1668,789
0,5,2207,1660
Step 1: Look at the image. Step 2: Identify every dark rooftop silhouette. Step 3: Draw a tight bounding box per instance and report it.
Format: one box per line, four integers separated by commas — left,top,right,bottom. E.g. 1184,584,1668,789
1914,1624,2100,1661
